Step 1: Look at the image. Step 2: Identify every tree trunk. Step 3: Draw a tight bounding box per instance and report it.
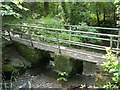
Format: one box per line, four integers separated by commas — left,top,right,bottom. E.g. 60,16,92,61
96,3,100,26
113,8,116,27
61,2,70,24
103,8,106,26
44,1,49,16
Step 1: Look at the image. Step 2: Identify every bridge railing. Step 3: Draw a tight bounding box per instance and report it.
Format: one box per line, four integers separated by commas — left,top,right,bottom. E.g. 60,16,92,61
34,22,120,31
33,22,120,52
2,23,120,55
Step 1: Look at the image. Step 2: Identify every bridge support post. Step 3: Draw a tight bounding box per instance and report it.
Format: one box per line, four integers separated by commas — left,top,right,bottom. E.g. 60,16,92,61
116,30,120,56
7,30,12,41
41,28,45,42
69,26,72,48
110,36,113,49
54,54,83,75
56,31,61,54
28,27,33,47
82,61,96,75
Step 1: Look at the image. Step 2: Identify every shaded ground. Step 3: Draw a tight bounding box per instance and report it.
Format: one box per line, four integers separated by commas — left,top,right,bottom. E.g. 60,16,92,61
2,45,96,89
12,66,95,89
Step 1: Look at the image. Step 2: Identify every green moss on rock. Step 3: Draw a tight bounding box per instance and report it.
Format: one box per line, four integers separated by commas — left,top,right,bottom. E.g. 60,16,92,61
13,41,50,65
2,64,16,72
54,54,83,75
9,58,25,68
13,41,42,64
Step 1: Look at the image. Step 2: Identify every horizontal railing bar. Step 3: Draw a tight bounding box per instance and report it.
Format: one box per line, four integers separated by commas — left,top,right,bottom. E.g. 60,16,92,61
7,29,120,50
2,24,120,55
62,39,107,49
71,30,119,38
4,24,120,38
32,34,57,42
112,48,120,51
11,30,120,51
11,31,24,35
76,26,120,31
31,34,106,51
34,22,120,31
5,29,120,50
8,30,118,43
31,34,108,51
58,39,118,52
72,34,118,42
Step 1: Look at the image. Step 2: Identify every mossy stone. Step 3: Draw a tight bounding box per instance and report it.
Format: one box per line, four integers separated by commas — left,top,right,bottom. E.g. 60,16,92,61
54,54,83,75
9,58,25,68
13,41,50,65
2,64,16,73
13,41,42,65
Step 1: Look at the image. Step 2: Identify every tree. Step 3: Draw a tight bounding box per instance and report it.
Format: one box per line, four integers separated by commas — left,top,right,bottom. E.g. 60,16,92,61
44,0,49,16
1,0,28,18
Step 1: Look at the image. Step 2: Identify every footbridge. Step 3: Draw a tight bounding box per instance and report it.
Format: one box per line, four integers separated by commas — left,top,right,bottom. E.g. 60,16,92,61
2,23,120,64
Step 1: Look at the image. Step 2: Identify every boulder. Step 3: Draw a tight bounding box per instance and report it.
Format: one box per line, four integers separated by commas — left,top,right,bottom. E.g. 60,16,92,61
9,58,25,68
13,41,50,65
2,64,16,73
13,42,42,65
54,54,83,75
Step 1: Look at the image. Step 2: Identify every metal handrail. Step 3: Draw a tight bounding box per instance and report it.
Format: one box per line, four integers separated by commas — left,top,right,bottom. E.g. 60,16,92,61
34,22,120,31
3,24,120,55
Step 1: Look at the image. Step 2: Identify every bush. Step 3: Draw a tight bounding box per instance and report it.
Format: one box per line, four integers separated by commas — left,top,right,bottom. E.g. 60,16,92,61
76,23,101,44
39,16,64,28
101,48,120,88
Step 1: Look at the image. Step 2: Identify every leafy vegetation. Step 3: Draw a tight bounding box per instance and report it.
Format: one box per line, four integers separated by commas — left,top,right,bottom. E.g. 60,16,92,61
101,48,120,88
2,1,120,88
1,0,28,18
55,70,68,82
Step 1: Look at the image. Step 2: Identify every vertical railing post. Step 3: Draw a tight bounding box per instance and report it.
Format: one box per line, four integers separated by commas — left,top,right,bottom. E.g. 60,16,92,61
56,31,61,54
5,25,12,41
69,26,72,48
28,27,33,47
7,30,12,41
21,26,23,38
41,28,44,42
116,30,120,55
110,36,113,49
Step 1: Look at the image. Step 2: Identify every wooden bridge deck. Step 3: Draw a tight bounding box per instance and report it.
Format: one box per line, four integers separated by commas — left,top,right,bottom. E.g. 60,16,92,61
11,36,106,64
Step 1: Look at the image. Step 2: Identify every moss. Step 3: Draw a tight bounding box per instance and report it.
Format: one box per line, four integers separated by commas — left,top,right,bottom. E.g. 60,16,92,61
2,64,16,73
54,54,83,75
13,41,50,65
9,58,25,68
13,41,42,64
